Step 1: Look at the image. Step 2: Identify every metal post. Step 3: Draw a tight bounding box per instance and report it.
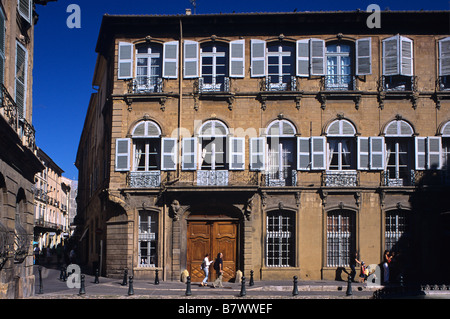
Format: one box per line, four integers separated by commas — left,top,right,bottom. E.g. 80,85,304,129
292,276,298,296
79,274,86,295
128,276,134,296
154,269,159,285
94,268,99,284
121,268,128,286
38,266,43,294
239,276,246,297
59,266,65,281
185,276,192,296
346,275,353,296
249,270,254,286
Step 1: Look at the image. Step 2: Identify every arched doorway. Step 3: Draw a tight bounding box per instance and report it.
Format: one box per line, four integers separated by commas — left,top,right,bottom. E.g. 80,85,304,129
186,211,238,283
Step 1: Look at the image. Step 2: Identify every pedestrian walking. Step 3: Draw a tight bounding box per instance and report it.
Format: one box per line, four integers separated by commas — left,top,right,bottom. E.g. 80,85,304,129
200,253,211,287
212,252,223,288
383,250,392,284
350,250,361,282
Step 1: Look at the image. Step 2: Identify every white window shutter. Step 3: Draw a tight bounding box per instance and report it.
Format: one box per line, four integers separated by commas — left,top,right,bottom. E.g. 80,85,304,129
296,39,310,77
229,137,245,170
182,137,197,170
311,136,326,170
250,39,266,77
15,41,27,118
415,137,426,170
161,138,177,171
115,138,131,171
118,42,133,79
427,136,442,169
18,0,31,23
356,38,372,75
357,137,369,170
229,40,245,78
297,137,311,170
439,37,450,76
163,41,179,79
183,40,199,78
370,137,385,170
310,39,325,76
249,137,266,171
382,35,400,76
400,36,413,76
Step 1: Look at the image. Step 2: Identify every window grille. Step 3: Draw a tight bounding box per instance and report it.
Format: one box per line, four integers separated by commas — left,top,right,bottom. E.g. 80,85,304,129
138,211,158,267
385,210,410,252
266,211,295,267
326,210,355,267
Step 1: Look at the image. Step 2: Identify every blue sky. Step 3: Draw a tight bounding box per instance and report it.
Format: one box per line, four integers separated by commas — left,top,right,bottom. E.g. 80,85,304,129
32,0,450,180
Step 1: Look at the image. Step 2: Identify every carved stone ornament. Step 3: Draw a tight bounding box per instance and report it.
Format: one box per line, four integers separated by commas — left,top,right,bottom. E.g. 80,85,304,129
170,200,181,221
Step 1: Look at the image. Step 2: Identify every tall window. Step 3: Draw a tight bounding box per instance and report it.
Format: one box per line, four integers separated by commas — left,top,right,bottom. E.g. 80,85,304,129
326,119,357,170
326,42,353,90
132,121,161,171
266,120,297,186
326,210,355,267
384,120,414,185
266,210,295,267
200,42,229,92
382,35,414,91
385,210,411,253
135,43,163,92
199,120,229,170
266,41,295,90
138,211,158,267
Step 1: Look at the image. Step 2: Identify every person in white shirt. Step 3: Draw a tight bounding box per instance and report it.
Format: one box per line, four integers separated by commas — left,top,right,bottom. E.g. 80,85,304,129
201,253,211,286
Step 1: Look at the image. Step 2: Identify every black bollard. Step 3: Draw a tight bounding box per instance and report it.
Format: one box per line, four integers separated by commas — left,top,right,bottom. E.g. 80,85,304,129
154,269,159,285
38,266,43,294
79,274,86,295
185,276,192,296
292,276,298,296
346,275,353,296
60,266,65,281
249,270,254,286
63,266,67,282
239,276,247,297
94,268,99,284
128,276,134,296
121,268,128,286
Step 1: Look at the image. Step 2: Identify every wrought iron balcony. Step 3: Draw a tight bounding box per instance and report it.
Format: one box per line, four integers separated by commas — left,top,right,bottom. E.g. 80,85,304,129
261,76,297,92
263,170,297,187
198,77,230,93
131,76,163,94
379,75,417,92
323,75,356,91
196,170,229,186
381,170,415,187
322,170,359,187
438,76,450,91
127,171,161,188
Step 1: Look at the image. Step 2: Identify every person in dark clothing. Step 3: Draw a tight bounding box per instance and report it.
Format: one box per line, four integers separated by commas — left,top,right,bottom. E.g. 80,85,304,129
212,252,223,288
350,250,361,282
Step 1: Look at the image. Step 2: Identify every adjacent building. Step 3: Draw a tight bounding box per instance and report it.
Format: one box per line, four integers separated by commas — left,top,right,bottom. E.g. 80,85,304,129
76,11,450,285
0,0,54,298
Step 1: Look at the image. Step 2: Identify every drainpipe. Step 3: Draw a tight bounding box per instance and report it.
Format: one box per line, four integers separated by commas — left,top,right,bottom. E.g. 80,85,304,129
177,17,183,179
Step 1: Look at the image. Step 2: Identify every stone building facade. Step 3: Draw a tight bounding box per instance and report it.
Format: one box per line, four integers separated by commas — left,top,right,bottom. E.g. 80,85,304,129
76,11,450,284
0,0,53,298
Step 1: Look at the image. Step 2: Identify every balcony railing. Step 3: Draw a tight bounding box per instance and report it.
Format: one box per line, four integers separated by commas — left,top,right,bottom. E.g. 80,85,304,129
261,76,297,92
196,170,229,186
381,170,416,187
198,77,230,93
322,170,359,187
380,75,417,92
130,77,163,94
128,171,161,188
323,75,356,91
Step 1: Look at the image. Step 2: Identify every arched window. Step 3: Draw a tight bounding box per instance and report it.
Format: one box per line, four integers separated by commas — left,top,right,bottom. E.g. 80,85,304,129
199,120,229,170
325,42,354,90
384,120,414,184
266,119,297,186
326,119,357,170
132,120,162,171
441,121,450,168
135,43,163,93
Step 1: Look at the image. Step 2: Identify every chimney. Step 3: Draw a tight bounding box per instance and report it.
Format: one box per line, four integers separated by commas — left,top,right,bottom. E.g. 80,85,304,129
185,8,192,15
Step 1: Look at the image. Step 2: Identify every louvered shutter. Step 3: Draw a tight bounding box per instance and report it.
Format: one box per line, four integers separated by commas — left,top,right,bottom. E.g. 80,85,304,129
182,137,197,170
415,137,426,170
161,138,177,171
15,42,27,118
296,39,310,77
356,38,372,75
311,136,326,170
229,137,245,170
250,39,266,77
400,37,413,76
184,40,199,78
18,0,31,23
163,41,179,79
357,137,369,170
427,137,442,169
118,42,133,79
382,35,400,76
439,37,450,76
370,137,385,170
229,40,245,78
250,137,266,171
310,39,325,76
297,137,311,170
115,138,131,171
0,8,5,86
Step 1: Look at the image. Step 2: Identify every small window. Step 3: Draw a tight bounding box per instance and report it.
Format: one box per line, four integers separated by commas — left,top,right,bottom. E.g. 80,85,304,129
135,43,163,93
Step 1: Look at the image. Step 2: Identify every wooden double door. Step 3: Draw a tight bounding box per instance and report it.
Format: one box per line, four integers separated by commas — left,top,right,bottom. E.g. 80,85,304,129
187,220,237,282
